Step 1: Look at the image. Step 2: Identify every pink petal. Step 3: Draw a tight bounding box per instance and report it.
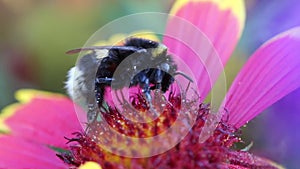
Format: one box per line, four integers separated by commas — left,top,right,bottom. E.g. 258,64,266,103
226,164,248,169
227,151,284,168
163,0,245,99
222,27,300,128
4,95,85,148
0,135,66,168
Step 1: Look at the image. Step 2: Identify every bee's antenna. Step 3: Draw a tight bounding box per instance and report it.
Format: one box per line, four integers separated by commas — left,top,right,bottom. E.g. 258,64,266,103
66,46,140,54
174,71,194,82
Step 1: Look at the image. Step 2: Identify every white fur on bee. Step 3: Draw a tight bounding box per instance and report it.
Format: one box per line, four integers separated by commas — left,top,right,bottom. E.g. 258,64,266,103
65,49,108,110
65,66,86,104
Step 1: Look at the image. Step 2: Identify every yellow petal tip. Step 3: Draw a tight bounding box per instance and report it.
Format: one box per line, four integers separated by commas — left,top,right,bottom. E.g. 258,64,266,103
79,161,102,169
171,0,245,36
0,103,21,133
0,119,10,134
15,89,64,103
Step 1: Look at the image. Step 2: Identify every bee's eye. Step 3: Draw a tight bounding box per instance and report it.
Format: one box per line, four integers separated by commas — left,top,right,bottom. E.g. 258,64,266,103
161,63,170,72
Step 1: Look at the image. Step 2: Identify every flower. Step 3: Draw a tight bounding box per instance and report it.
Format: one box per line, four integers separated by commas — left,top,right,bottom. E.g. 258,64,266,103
1,0,300,168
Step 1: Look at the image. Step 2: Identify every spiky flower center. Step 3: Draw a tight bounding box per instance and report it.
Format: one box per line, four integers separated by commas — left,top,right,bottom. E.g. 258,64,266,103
57,91,281,169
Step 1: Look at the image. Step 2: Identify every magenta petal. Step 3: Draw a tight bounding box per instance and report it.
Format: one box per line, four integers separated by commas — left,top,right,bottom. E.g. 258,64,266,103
163,20,220,100
5,96,85,148
164,1,245,99
0,135,66,168
223,27,300,128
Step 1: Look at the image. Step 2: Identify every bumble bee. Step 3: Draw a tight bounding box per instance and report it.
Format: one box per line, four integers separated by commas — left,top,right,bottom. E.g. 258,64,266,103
66,38,192,122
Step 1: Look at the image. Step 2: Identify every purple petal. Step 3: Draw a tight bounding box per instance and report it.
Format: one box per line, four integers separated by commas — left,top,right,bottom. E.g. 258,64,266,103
222,27,300,128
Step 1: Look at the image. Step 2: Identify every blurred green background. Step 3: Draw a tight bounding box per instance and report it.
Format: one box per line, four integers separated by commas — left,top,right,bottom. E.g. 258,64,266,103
0,0,173,109
0,0,299,168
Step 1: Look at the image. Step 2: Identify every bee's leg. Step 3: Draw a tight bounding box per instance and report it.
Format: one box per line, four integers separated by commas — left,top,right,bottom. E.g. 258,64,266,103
95,77,114,84
137,72,152,103
152,69,163,91
93,83,107,123
85,103,99,132
143,79,152,103
87,103,97,123
94,77,113,111
144,80,162,117
147,70,166,116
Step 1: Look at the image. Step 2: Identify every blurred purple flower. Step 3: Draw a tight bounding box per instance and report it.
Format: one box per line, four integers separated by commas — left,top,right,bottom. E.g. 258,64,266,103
241,0,300,53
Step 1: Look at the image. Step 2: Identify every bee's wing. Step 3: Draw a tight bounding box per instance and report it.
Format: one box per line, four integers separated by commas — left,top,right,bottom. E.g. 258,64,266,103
66,46,140,54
